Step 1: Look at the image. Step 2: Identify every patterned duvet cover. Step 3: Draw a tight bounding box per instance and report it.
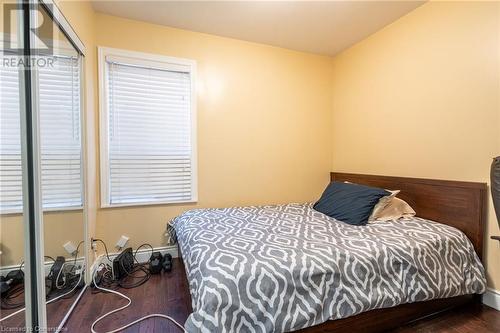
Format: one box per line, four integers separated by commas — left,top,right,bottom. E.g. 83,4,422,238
170,203,486,333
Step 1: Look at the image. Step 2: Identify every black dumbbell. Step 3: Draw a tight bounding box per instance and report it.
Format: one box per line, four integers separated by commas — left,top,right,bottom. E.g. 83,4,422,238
162,253,173,273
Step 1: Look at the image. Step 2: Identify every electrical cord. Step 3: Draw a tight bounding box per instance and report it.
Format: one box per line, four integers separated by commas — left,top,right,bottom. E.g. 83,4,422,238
92,239,112,262
91,264,186,333
1,284,25,309
134,243,154,261
1,256,81,310
54,264,79,299
0,265,85,323
56,241,83,291
90,241,154,291
15,260,24,272
55,262,69,290
91,266,117,294
117,263,150,289
73,241,84,265
4,284,24,299
117,243,151,289
119,243,155,289
1,256,60,310
1,260,25,309
45,256,56,263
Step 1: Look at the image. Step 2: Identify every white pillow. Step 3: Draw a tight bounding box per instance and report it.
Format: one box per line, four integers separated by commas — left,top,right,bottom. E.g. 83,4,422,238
369,197,416,223
368,190,400,222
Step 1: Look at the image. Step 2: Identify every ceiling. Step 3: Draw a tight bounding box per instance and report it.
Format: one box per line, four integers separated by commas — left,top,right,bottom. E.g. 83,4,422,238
91,1,425,56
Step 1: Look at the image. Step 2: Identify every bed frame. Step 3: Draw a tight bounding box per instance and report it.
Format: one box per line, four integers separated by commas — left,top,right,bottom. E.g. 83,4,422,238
295,172,488,333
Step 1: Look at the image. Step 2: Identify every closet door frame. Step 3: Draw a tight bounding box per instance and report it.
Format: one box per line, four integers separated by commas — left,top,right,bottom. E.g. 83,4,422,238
19,0,87,330
19,1,45,328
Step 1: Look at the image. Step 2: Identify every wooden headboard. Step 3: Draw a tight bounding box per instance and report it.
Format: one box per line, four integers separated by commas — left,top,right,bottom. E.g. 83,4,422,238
331,172,487,260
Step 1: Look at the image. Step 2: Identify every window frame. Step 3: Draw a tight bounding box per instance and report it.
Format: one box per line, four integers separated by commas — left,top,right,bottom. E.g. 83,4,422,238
98,46,198,208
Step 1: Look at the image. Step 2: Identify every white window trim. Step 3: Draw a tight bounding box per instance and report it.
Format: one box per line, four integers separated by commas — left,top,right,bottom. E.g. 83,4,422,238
98,46,198,208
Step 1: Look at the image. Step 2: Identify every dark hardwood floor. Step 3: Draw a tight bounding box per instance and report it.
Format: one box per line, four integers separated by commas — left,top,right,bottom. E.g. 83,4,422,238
56,258,500,332
0,285,81,330
391,301,500,333
65,259,192,333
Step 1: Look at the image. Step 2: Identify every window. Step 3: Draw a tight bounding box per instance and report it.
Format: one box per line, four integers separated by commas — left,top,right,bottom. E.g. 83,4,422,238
98,47,197,207
0,55,82,213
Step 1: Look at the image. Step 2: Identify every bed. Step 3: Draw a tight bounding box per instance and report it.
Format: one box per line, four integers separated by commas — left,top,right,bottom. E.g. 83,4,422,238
170,173,488,333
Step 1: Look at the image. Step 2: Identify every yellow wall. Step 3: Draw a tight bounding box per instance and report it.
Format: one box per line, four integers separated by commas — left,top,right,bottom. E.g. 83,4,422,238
0,212,83,266
2,0,499,293
56,0,99,267
330,1,500,289
94,13,334,251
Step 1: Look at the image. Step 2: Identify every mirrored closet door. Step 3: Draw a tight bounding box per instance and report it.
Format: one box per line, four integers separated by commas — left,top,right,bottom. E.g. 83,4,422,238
1,1,87,331
36,2,86,330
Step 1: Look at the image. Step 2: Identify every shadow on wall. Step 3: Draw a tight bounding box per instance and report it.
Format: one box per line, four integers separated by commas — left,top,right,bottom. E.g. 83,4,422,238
492,157,500,228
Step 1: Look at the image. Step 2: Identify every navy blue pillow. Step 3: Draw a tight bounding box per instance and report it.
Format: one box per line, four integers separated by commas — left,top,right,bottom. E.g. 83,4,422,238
313,181,390,226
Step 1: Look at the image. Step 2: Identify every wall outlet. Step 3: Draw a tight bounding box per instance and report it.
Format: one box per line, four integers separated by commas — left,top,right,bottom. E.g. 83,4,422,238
116,235,129,249
63,241,77,255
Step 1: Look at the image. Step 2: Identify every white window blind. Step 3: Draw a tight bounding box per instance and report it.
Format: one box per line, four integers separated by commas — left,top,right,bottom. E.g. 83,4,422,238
0,56,82,213
0,62,22,212
101,51,196,206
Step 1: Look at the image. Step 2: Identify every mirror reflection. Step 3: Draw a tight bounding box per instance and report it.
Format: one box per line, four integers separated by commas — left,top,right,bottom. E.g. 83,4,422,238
38,3,85,328
0,2,85,330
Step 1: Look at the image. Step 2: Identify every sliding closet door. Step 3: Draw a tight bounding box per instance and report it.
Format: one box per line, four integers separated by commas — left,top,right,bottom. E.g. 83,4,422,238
35,3,86,329
1,1,86,331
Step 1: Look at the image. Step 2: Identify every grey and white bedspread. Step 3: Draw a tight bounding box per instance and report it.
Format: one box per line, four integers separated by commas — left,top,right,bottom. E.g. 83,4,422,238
170,203,486,333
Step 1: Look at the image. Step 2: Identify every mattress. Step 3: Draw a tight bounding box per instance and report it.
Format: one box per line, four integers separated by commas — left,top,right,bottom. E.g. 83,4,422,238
170,203,486,333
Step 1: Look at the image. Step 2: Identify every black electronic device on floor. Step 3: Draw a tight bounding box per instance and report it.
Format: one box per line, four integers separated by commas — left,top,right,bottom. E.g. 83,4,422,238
47,256,65,294
162,253,173,273
112,247,134,280
0,269,24,297
149,252,163,274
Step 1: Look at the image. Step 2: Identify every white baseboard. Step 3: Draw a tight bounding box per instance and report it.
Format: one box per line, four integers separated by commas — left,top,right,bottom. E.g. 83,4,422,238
482,288,500,311
90,245,178,279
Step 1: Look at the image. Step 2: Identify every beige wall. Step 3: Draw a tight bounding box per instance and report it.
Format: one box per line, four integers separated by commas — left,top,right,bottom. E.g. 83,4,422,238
0,212,83,266
2,0,499,293
56,0,98,267
330,1,500,289
94,13,334,251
